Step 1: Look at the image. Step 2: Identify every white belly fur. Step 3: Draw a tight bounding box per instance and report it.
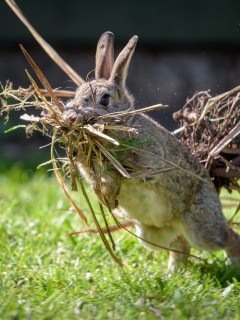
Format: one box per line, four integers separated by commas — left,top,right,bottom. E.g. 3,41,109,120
115,180,172,228
114,180,184,252
78,164,184,251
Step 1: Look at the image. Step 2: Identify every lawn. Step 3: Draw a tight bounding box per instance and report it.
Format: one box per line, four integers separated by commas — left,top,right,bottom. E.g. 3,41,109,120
1,166,240,319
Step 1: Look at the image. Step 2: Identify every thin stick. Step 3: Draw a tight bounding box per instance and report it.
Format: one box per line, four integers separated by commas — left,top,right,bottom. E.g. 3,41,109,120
66,219,134,235
99,202,116,250
88,83,97,121
228,202,240,227
96,104,168,120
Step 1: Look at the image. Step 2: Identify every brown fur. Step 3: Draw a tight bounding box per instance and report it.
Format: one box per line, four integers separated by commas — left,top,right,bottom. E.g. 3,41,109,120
63,32,240,271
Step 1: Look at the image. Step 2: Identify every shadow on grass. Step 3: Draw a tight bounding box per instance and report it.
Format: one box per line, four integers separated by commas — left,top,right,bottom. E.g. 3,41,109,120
188,256,240,287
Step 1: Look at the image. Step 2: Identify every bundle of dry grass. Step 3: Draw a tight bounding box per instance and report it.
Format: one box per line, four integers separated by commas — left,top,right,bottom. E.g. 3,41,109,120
172,87,240,195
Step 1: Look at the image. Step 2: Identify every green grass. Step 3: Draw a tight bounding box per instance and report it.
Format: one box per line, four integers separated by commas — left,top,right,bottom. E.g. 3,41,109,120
1,166,240,319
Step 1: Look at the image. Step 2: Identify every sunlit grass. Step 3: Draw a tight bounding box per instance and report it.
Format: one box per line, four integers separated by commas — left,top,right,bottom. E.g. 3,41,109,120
1,167,240,319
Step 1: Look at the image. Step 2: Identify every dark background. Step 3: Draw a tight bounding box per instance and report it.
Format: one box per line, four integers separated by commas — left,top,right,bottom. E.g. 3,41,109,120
1,0,240,171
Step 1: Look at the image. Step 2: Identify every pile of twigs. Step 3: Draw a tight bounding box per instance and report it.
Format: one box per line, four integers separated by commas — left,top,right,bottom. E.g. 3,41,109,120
173,87,240,194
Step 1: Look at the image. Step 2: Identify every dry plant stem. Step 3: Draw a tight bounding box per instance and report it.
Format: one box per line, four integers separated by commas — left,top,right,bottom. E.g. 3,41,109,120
228,201,240,226
222,203,239,209
218,155,240,171
211,169,240,179
20,45,63,113
66,220,134,235
84,125,120,146
222,148,240,154
88,83,97,121
120,143,212,185
37,158,69,169
173,85,240,135
36,89,75,98
51,129,88,224
104,125,139,133
93,138,131,178
68,136,78,191
5,0,85,86
25,71,57,116
67,156,122,265
98,202,116,250
130,166,173,179
232,223,240,229
206,123,240,170
97,104,168,120
105,198,203,261
9,88,75,98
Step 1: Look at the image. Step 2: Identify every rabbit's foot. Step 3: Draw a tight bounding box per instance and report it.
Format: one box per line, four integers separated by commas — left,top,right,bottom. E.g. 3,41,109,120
168,235,190,273
224,228,240,264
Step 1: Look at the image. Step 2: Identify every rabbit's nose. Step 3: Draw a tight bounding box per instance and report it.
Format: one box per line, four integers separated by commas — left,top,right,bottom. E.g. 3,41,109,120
68,117,75,124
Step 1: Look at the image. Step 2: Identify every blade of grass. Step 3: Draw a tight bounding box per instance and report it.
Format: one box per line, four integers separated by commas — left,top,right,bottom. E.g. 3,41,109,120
93,138,131,178
4,124,26,133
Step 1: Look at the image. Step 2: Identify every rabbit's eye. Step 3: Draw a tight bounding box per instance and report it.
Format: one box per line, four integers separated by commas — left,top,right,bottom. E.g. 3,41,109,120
100,94,110,107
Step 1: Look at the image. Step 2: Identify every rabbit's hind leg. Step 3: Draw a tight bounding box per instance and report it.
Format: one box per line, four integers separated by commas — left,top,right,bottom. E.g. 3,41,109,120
135,222,188,271
168,235,191,272
182,210,240,264
224,228,240,264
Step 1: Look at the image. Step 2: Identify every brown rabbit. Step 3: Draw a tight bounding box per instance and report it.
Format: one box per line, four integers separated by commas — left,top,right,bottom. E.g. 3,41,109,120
63,32,240,271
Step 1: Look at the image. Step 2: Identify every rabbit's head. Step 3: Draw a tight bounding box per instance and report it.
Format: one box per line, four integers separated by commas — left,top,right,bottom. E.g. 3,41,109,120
63,32,138,124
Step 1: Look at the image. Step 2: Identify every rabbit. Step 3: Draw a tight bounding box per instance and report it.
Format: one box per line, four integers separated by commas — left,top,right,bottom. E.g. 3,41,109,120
63,31,240,271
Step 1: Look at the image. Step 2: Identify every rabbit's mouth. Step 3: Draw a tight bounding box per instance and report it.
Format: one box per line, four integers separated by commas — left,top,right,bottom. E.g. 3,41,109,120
63,107,105,125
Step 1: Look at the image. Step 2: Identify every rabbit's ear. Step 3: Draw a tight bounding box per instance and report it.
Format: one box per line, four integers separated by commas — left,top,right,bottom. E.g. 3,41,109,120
111,36,138,89
95,32,114,80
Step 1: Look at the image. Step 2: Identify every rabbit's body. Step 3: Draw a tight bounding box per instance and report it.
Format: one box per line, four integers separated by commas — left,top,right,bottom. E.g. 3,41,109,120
63,32,240,270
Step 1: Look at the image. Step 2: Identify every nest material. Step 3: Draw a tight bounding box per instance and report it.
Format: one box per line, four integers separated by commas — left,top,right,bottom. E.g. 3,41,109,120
173,88,240,194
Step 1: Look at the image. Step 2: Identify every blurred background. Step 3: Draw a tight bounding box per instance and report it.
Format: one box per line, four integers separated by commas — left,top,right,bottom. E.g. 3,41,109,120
1,0,240,172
